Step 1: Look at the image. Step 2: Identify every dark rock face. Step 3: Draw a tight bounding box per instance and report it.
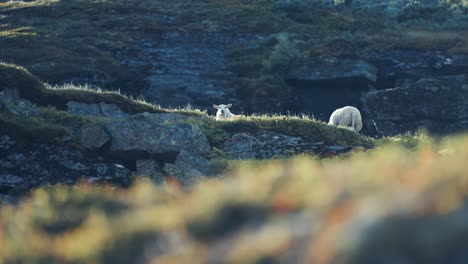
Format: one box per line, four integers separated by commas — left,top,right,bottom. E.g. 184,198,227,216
269,0,335,11
163,150,212,186
287,59,377,84
0,135,131,195
105,112,210,158
367,50,468,90
222,132,349,159
363,75,468,135
285,58,377,123
138,31,255,109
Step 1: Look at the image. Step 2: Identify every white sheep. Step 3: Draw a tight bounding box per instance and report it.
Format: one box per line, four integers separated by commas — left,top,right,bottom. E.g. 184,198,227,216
328,106,362,132
213,104,237,120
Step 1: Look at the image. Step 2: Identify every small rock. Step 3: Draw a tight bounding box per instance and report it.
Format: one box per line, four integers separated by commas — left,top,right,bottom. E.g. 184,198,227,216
0,174,24,187
0,135,15,150
136,160,165,184
327,146,350,152
113,164,131,186
163,150,212,186
88,176,103,183
76,124,111,150
96,164,108,175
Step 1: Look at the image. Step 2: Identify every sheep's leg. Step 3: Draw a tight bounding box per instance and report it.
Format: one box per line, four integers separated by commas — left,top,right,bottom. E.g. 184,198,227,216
351,112,357,131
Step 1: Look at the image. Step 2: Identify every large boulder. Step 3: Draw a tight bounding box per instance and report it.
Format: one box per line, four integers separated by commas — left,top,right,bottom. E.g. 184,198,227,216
105,113,210,157
363,75,468,135
163,150,212,186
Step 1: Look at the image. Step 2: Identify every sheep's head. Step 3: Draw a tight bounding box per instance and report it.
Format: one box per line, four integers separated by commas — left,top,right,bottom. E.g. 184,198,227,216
213,104,232,119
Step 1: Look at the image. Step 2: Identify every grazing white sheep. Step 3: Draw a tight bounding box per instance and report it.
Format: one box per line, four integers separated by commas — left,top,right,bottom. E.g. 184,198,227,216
213,104,236,120
328,106,362,132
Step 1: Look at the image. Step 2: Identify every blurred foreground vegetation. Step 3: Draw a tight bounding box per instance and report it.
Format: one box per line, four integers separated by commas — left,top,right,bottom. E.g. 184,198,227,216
1,134,468,264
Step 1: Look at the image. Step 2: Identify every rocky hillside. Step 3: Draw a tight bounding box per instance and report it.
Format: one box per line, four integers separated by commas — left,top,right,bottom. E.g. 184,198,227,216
0,63,371,199
1,0,467,136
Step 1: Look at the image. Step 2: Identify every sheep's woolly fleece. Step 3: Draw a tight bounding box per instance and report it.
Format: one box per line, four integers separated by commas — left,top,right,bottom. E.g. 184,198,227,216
328,106,362,132
213,104,237,120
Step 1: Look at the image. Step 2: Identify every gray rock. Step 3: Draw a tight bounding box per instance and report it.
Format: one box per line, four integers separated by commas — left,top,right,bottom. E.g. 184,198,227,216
88,164,130,185
96,164,109,175
287,59,377,84
0,87,19,103
67,101,130,119
270,0,335,11
222,132,318,159
363,75,468,135
163,150,212,186
222,133,261,160
113,164,130,186
367,50,468,89
136,159,165,184
106,113,210,157
8,100,39,116
0,174,24,188
0,135,15,150
327,145,351,151
76,124,111,150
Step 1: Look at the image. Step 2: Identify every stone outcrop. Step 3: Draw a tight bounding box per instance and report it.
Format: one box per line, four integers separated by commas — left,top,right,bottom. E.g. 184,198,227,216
0,135,131,194
105,112,210,157
163,150,212,186
75,124,111,150
67,101,130,119
363,75,468,135
222,132,350,159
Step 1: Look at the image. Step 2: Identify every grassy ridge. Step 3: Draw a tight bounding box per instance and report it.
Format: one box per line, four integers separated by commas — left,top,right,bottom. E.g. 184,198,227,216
197,114,373,149
1,135,467,263
1,62,372,148
0,62,205,116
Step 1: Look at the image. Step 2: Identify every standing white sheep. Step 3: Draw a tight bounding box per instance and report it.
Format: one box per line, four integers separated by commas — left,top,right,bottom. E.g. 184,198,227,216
213,104,237,120
328,106,362,132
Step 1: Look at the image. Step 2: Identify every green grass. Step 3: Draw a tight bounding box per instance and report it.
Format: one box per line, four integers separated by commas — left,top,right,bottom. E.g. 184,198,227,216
1,134,468,263
196,114,374,149
0,104,107,143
